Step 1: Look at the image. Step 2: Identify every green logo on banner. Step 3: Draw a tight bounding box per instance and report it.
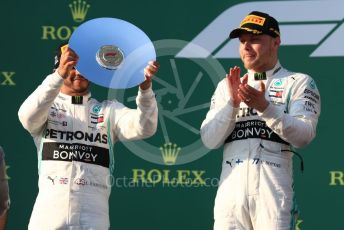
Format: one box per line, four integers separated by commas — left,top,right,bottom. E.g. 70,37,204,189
1,71,16,86
160,143,181,165
69,0,90,23
296,219,303,230
329,171,344,186
41,0,91,40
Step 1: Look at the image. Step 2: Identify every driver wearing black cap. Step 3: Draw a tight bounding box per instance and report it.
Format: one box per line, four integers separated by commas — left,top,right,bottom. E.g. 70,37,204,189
201,11,321,230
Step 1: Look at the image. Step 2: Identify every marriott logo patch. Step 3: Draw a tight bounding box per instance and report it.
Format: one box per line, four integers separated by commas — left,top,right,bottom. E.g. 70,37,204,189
42,142,109,168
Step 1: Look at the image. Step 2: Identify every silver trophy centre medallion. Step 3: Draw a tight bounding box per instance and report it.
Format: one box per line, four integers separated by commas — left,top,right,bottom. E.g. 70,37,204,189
96,45,124,70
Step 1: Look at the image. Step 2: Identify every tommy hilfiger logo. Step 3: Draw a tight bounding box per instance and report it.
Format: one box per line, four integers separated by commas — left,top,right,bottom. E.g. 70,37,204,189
269,90,283,98
59,177,69,184
90,115,104,124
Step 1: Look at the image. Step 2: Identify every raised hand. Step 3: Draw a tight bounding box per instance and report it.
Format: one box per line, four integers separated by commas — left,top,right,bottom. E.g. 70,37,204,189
140,61,160,90
238,77,269,112
57,47,79,79
226,66,244,108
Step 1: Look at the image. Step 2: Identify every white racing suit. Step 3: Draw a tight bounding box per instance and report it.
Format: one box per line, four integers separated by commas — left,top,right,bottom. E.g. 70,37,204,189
201,62,320,230
18,72,158,230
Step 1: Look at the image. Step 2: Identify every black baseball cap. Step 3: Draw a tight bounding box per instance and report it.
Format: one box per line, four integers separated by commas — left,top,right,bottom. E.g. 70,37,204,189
229,11,280,39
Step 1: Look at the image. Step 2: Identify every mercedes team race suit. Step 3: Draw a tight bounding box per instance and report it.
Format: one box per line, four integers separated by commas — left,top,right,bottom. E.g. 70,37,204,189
201,62,320,230
18,72,158,230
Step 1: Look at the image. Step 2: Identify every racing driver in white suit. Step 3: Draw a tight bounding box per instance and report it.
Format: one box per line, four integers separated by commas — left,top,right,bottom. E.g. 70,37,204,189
18,44,159,230
200,11,321,230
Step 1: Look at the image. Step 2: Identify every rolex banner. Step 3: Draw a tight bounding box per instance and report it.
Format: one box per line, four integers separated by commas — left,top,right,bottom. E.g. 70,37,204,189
0,0,343,229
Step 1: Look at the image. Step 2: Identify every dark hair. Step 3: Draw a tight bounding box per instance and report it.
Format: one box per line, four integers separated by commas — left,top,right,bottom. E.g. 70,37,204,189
53,42,68,71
